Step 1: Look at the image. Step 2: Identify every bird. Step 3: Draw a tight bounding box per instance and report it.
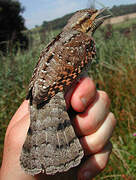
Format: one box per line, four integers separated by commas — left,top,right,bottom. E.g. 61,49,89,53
20,8,109,176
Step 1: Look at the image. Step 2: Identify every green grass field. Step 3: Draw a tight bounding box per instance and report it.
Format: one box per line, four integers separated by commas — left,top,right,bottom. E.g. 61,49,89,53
93,28,136,179
0,20,136,179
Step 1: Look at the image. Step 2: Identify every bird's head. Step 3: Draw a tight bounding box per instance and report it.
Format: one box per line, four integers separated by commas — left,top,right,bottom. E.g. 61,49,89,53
64,8,110,35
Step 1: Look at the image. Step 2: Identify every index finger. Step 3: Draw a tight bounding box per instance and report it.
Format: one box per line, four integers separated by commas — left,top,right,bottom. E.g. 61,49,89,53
67,77,96,112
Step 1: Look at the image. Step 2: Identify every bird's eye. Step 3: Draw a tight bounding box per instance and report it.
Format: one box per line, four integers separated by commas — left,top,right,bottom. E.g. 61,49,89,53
88,14,91,18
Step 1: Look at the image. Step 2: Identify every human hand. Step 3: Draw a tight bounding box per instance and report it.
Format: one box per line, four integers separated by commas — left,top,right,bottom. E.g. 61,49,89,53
0,77,116,180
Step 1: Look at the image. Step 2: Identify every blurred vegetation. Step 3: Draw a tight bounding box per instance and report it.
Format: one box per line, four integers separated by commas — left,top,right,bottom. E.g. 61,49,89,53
92,26,136,180
111,3,136,16
0,0,28,54
0,2,136,179
42,13,74,31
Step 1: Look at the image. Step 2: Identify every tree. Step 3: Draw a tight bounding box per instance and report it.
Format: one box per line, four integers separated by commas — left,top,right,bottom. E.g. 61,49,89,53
0,0,28,53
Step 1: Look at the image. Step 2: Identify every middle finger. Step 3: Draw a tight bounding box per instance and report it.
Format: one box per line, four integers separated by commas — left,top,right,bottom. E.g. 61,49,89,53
74,91,110,136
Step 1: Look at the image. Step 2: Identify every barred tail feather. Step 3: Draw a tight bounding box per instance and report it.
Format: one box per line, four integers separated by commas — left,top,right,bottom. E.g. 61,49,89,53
20,92,84,175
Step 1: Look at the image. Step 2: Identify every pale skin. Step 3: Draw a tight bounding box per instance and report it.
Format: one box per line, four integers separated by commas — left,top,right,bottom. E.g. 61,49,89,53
0,77,116,180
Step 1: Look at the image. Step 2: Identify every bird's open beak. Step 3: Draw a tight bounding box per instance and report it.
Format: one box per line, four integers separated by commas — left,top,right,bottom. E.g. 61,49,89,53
91,8,111,33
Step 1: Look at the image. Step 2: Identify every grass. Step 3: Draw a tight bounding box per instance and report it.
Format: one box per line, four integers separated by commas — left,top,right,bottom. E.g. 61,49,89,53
92,28,136,179
112,17,136,31
0,46,40,157
0,19,136,179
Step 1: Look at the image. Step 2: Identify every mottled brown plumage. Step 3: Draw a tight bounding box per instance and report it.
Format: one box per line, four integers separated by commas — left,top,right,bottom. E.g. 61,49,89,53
20,8,108,176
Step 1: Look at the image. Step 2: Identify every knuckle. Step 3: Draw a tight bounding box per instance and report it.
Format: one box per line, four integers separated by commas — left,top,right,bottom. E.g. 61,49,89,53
99,142,113,170
109,112,117,127
99,158,107,170
100,91,110,106
89,136,104,153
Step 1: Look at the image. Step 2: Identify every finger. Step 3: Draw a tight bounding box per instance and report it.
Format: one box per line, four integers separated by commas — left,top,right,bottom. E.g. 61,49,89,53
65,77,96,112
5,113,30,156
78,142,112,180
6,100,29,137
80,112,116,155
12,100,29,121
74,91,110,136
1,113,31,179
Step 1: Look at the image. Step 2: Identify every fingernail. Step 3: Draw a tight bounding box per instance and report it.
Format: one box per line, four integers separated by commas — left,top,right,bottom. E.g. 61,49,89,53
83,171,92,180
81,97,88,107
